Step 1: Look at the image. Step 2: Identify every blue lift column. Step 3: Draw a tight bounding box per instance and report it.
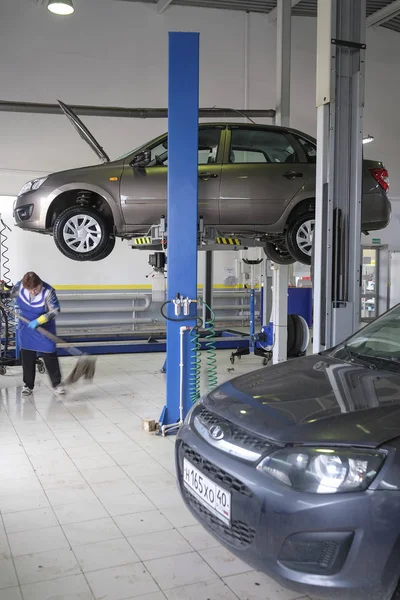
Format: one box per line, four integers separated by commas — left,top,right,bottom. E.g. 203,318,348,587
160,32,200,429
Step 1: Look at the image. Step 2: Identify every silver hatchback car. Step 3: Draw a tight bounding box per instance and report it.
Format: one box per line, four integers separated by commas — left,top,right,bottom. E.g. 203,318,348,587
14,101,391,264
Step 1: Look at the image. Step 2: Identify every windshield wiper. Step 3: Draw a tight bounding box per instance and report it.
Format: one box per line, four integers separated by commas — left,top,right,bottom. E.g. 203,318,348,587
340,345,378,370
370,356,400,369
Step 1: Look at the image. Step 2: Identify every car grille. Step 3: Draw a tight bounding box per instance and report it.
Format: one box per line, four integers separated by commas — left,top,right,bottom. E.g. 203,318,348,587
198,407,269,454
182,487,256,548
180,442,256,548
181,442,253,497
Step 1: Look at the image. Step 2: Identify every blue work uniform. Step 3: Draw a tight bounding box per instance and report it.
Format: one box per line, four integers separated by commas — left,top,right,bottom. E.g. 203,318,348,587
15,282,60,354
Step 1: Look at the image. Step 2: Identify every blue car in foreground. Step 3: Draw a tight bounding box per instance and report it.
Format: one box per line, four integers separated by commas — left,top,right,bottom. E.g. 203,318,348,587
176,304,400,600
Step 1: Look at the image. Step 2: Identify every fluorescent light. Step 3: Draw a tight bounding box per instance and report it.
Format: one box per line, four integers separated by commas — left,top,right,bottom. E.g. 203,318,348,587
363,135,374,145
47,0,74,15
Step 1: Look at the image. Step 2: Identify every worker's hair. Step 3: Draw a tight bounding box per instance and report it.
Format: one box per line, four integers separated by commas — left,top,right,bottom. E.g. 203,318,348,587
22,272,42,290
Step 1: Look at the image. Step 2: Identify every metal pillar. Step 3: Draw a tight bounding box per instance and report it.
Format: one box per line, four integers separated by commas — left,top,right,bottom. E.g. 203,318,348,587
160,32,200,427
273,0,291,364
313,0,365,353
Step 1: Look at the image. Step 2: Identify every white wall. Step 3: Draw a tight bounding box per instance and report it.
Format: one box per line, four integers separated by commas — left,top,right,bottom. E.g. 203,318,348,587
0,0,399,285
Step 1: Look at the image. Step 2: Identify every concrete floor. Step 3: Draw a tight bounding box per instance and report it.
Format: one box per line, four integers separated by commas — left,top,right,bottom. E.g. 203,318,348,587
0,351,315,600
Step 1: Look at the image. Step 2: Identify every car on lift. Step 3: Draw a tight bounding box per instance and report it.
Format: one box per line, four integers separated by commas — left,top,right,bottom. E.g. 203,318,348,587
176,303,400,600
14,100,391,264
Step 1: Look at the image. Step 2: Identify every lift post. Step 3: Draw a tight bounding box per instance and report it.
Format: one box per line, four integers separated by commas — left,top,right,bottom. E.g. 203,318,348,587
313,0,365,352
160,32,200,429
272,0,291,365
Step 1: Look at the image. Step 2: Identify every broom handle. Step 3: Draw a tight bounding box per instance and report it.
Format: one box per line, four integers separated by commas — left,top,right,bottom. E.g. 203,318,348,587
18,315,84,357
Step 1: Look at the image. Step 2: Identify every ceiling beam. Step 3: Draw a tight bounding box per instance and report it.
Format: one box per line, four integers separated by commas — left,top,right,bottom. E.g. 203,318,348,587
0,100,276,119
367,0,400,27
157,0,174,14
268,0,301,23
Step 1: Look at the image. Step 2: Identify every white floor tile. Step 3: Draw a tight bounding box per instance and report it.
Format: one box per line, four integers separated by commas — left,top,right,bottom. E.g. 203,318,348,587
62,517,123,547
86,563,159,600
145,551,216,591
100,491,156,517
0,586,22,600
3,508,58,535
73,537,140,573
8,526,70,557
71,454,117,470
128,529,192,562
0,476,42,496
14,547,81,585
115,511,173,538
161,506,198,529
38,471,87,491
200,546,253,578
165,579,238,600
53,497,109,525
224,571,307,600
0,535,10,559
178,525,220,551
45,485,100,508
90,478,140,498
0,555,18,590
81,466,129,484
21,573,94,600
129,594,166,600
0,490,50,514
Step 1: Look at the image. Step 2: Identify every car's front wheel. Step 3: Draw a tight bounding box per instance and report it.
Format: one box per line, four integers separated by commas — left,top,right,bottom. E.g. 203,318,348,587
263,240,295,265
285,211,315,265
53,207,112,261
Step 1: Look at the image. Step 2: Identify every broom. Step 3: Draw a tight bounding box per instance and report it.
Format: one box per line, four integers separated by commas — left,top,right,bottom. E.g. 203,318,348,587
18,315,96,385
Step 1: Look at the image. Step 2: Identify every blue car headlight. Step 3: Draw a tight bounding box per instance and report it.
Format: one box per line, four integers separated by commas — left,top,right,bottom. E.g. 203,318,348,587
18,177,48,196
257,447,386,494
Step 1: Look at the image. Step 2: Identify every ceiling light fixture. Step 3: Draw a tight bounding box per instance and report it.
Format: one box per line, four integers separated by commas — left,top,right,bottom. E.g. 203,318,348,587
362,135,374,145
47,0,74,15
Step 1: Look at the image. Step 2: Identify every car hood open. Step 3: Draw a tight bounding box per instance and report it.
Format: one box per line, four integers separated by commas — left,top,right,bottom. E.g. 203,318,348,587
58,100,110,163
203,355,400,448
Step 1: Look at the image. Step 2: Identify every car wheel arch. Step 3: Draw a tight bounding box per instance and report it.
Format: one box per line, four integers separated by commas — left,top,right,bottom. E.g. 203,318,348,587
46,188,118,233
286,198,315,227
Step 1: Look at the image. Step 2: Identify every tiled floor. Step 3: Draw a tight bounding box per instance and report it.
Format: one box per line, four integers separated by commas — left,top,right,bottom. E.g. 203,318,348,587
0,351,313,600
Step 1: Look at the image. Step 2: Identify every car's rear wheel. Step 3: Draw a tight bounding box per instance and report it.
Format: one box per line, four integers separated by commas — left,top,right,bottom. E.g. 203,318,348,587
53,207,111,261
286,211,315,265
263,240,296,265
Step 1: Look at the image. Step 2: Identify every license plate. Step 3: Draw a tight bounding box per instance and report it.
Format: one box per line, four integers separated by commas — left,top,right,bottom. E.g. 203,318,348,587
183,458,231,526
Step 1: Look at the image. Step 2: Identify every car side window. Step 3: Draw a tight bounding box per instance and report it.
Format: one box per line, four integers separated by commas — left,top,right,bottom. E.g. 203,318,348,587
296,136,317,163
229,129,298,164
197,128,222,165
147,128,222,167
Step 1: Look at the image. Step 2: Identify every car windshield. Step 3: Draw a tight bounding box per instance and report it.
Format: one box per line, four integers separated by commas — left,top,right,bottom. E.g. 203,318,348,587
116,144,145,161
331,304,400,373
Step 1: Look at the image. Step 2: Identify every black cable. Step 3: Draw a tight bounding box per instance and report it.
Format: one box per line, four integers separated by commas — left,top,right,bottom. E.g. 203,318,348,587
160,300,203,328
0,304,9,360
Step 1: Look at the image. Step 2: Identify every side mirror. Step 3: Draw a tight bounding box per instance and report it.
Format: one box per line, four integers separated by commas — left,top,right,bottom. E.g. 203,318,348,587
131,150,151,168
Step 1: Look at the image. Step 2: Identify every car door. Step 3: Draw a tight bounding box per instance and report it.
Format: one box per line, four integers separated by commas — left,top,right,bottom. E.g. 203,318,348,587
119,126,224,227
219,125,313,227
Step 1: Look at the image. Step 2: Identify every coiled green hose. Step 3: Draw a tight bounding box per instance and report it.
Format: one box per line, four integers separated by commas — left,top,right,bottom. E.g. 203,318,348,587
202,301,218,392
189,325,202,403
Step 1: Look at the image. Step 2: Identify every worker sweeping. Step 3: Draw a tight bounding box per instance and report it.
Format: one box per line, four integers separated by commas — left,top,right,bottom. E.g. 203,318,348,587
11,272,65,396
